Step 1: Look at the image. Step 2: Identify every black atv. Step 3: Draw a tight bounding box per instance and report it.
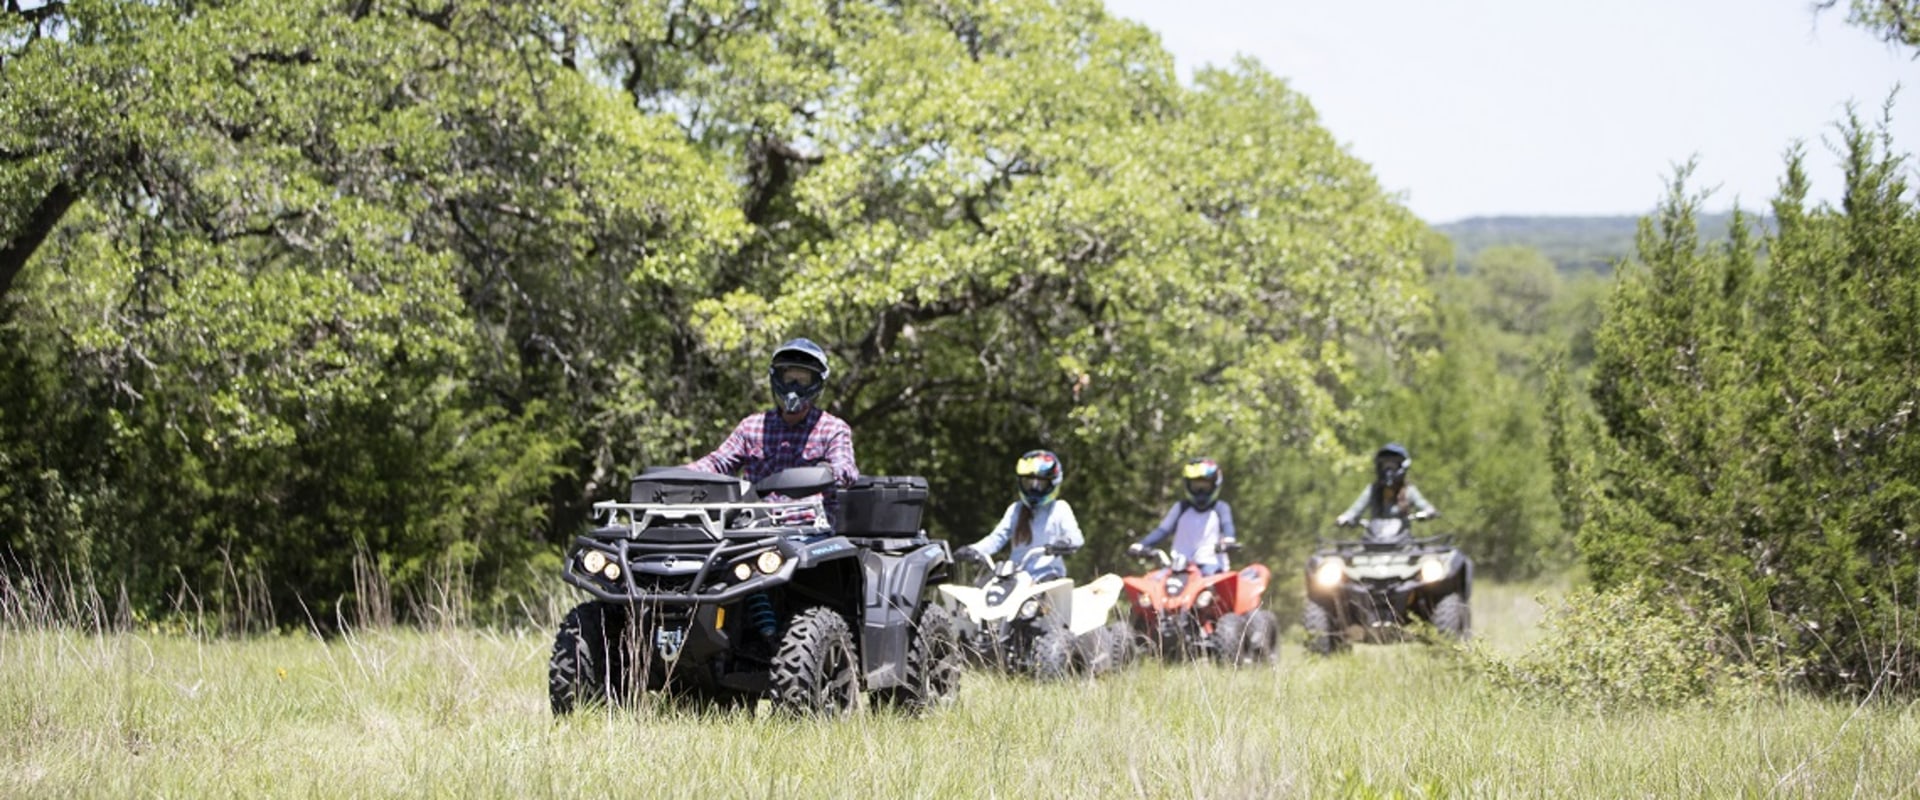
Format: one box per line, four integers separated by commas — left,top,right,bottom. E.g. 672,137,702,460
548,466,960,716
1302,515,1472,654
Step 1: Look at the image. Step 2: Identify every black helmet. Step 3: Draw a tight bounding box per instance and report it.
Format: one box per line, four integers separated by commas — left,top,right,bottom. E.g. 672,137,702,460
1182,457,1222,509
1015,450,1063,507
1374,442,1411,485
769,338,830,414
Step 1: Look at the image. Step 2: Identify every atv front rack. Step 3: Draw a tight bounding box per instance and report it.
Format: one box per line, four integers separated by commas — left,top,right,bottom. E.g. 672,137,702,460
1315,533,1455,554
567,498,842,604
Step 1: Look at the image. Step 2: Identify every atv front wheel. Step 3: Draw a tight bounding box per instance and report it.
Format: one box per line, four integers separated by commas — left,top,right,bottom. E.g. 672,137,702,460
1430,593,1471,640
876,604,962,713
1212,612,1249,666
771,606,861,716
1303,600,1347,655
549,601,630,715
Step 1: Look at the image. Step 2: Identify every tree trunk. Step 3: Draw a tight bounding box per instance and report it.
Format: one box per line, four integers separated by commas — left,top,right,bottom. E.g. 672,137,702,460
0,182,78,300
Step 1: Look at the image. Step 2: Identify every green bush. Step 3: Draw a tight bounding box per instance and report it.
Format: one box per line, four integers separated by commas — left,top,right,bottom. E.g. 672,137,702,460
1473,586,1779,710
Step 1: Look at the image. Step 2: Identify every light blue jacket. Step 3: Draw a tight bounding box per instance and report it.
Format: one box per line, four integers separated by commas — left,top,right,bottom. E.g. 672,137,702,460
964,500,1084,581
1138,501,1237,575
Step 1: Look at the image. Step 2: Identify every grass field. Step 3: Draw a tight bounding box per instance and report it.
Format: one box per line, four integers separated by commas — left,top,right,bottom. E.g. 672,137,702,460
3,582,1917,798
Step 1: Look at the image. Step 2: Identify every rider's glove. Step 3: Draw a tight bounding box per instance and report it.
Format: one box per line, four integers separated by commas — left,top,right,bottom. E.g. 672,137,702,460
1220,539,1242,553
1126,542,1147,558
1335,514,1356,527
958,546,987,564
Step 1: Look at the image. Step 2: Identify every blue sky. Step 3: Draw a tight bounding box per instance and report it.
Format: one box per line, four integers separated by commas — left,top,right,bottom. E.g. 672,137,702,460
1100,0,1916,223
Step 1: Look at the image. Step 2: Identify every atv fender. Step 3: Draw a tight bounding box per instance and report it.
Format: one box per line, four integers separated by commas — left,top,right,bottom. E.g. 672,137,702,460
857,541,951,690
1068,574,1125,636
1226,565,1271,615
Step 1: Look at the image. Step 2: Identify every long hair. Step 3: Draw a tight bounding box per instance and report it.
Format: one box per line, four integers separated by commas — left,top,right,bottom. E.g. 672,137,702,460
1012,503,1034,549
1372,480,1410,516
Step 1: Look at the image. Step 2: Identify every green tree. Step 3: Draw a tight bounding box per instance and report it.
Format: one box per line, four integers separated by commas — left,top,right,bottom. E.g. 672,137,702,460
2,0,1432,624
1574,115,1919,693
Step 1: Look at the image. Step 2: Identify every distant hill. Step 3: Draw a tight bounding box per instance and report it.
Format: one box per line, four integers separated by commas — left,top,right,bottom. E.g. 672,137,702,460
1437,212,1758,275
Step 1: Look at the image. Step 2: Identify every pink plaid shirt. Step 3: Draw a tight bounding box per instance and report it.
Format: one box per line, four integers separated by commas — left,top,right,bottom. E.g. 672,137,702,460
688,408,859,487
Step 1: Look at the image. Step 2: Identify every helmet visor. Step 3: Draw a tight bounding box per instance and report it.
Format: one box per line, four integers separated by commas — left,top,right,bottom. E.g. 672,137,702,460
776,366,820,388
1020,476,1052,494
1185,477,1215,495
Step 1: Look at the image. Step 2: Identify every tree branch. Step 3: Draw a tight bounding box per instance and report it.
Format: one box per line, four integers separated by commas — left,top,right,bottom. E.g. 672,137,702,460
401,0,454,31
743,135,823,225
231,48,318,72
0,180,78,301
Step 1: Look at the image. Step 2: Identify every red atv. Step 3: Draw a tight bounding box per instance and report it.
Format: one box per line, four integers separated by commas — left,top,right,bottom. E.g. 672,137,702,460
1121,545,1279,665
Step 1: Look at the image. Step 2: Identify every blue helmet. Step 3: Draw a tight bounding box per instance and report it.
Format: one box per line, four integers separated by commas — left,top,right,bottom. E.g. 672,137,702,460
768,338,830,414
1182,457,1222,509
1015,450,1063,507
1375,442,1411,485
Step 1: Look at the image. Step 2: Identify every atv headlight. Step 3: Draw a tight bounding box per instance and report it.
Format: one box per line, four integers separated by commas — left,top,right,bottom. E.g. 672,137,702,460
1136,594,1153,608
1419,557,1448,584
732,562,754,582
602,562,622,581
755,550,784,574
1018,598,1042,619
1313,557,1345,589
581,550,608,575
1196,589,1215,609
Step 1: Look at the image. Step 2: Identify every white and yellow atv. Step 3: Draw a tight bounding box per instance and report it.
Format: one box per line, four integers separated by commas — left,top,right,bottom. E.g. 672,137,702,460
938,547,1132,680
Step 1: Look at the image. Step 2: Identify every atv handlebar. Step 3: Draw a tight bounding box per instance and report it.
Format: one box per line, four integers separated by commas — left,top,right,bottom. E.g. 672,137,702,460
1336,511,1436,527
1128,547,1172,568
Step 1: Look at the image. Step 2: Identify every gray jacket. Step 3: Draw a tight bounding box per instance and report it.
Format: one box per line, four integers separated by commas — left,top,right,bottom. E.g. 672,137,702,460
1339,483,1436,522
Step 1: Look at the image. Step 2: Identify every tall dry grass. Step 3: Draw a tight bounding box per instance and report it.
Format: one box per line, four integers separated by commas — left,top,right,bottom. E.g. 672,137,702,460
2,578,1917,798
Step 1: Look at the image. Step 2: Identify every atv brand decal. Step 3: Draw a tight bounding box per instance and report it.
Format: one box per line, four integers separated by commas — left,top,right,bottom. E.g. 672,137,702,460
808,541,853,558
655,626,687,660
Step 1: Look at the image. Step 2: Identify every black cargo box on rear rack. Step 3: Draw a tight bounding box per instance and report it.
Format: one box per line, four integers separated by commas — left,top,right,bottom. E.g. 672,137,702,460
837,475,929,543
628,466,747,504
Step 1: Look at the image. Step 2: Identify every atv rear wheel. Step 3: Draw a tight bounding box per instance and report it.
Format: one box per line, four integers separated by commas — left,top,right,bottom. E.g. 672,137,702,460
1078,625,1116,675
1105,621,1137,671
876,604,962,713
1031,623,1078,681
771,606,861,716
1241,609,1279,665
549,601,630,715
1303,600,1346,655
1430,592,1471,640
